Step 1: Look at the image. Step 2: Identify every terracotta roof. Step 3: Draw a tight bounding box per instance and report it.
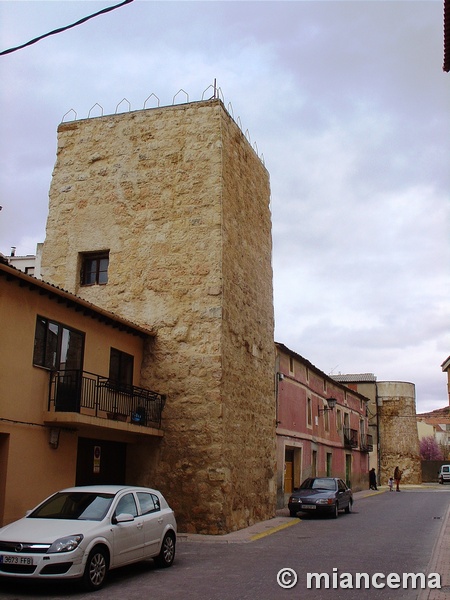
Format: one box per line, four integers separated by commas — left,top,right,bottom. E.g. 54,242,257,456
331,373,377,383
441,355,450,371
275,342,371,402
417,405,450,419
0,259,155,338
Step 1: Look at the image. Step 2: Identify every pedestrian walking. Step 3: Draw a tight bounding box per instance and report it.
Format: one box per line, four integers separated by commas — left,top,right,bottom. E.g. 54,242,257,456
394,466,402,491
388,477,394,491
369,467,378,490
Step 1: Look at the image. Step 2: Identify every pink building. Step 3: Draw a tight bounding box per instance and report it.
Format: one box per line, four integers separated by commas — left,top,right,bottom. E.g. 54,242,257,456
275,343,372,507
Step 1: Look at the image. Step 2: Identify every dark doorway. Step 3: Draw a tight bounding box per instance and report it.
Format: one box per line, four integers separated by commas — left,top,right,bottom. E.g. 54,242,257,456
76,438,126,485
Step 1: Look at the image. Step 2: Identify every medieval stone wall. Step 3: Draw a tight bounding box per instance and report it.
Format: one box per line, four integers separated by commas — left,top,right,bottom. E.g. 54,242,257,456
40,99,276,533
218,106,276,530
377,381,422,485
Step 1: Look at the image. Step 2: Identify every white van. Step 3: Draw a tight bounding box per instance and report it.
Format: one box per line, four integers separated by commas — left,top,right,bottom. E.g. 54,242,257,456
438,465,450,484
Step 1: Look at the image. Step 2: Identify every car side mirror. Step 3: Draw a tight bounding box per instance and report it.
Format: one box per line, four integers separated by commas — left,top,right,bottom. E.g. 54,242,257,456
113,513,135,524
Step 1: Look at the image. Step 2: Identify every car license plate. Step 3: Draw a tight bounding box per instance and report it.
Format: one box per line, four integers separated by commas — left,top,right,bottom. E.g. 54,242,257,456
302,505,316,510
0,555,34,565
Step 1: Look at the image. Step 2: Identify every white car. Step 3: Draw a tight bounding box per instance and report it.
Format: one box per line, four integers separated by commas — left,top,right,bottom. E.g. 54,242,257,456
0,485,177,590
438,465,450,484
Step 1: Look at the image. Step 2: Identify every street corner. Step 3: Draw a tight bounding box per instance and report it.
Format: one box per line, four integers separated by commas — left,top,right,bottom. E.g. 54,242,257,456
249,517,301,542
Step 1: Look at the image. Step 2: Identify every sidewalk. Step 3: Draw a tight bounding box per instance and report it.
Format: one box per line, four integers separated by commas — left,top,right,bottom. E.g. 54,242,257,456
178,487,385,544
419,498,450,600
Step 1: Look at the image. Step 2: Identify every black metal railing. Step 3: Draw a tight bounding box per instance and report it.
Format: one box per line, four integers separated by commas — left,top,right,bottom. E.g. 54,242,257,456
343,427,359,449
48,370,166,428
360,433,374,452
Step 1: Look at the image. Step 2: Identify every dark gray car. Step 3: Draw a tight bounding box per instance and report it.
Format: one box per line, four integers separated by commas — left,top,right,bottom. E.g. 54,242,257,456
288,477,353,518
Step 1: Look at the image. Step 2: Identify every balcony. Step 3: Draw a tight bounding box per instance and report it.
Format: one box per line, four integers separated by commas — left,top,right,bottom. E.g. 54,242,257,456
360,433,374,452
343,427,358,449
46,370,166,431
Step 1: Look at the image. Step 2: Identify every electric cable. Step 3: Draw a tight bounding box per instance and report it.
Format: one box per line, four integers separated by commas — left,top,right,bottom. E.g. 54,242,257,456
1,0,134,56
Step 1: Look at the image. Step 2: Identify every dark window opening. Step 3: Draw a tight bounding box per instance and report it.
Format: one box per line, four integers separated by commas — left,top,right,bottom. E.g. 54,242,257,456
81,252,109,286
109,348,134,389
33,316,84,371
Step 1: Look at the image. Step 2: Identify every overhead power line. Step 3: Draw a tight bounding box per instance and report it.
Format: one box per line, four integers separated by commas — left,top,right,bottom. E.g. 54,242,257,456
0,0,134,56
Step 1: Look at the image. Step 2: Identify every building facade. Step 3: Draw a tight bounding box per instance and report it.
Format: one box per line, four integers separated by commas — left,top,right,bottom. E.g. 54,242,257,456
417,406,450,460
275,344,372,508
334,375,422,485
6,243,43,278
442,356,450,405
332,374,379,478
0,259,164,526
39,99,276,534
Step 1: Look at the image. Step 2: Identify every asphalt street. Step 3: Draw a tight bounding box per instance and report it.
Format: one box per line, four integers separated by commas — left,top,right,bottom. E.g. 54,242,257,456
0,486,448,600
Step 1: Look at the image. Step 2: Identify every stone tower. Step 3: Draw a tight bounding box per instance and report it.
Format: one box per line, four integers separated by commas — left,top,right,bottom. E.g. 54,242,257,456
377,381,421,485
40,99,276,533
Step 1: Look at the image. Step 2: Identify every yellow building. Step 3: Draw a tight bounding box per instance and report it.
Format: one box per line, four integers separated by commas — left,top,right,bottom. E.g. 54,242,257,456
0,258,165,526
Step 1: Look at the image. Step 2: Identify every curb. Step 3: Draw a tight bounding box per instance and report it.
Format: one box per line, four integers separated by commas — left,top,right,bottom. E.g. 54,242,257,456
178,488,382,543
178,485,447,544
177,516,301,544
418,502,450,600
250,518,299,541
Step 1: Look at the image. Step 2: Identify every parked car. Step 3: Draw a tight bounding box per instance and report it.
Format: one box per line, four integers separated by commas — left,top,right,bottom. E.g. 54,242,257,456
288,477,353,518
0,485,176,590
438,465,450,484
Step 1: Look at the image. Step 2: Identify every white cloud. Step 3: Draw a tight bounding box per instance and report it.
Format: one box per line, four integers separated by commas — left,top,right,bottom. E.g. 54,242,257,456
0,0,448,412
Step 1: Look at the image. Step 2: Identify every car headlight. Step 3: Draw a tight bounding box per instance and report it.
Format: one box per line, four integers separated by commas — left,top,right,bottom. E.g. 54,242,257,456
48,534,84,553
316,498,334,505
289,497,301,503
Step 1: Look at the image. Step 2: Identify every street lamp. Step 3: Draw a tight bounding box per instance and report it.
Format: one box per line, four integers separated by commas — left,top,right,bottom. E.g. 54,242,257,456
318,397,338,415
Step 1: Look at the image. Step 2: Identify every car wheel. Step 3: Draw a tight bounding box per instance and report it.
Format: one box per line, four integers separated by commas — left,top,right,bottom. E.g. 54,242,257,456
154,531,176,568
345,500,352,514
82,546,109,591
332,502,339,518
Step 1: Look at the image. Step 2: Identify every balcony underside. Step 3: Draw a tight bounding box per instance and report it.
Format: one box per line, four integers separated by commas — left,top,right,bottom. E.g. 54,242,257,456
43,410,164,439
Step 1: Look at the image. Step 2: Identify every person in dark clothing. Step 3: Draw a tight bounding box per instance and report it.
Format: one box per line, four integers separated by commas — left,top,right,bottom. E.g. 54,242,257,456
394,466,402,491
369,467,378,490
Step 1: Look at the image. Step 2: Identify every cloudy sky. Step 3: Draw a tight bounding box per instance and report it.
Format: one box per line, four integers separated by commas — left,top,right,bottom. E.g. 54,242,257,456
0,0,448,413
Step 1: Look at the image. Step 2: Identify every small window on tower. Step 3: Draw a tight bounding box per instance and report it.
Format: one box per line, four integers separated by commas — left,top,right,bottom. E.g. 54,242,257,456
80,251,109,285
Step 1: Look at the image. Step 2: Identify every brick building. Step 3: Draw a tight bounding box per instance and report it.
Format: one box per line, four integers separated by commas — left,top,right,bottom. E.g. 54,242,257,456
275,344,372,507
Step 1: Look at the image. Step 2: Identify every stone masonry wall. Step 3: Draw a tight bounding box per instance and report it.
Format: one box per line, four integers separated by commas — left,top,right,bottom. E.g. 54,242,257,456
40,99,276,533
377,381,422,485
219,106,276,530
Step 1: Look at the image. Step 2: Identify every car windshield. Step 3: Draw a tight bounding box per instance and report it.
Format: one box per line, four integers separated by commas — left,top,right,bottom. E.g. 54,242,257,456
300,478,336,491
28,492,115,521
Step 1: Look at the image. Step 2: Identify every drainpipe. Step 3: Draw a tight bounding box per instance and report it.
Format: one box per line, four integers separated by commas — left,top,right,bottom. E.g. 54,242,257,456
275,352,282,427
376,383,381,486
